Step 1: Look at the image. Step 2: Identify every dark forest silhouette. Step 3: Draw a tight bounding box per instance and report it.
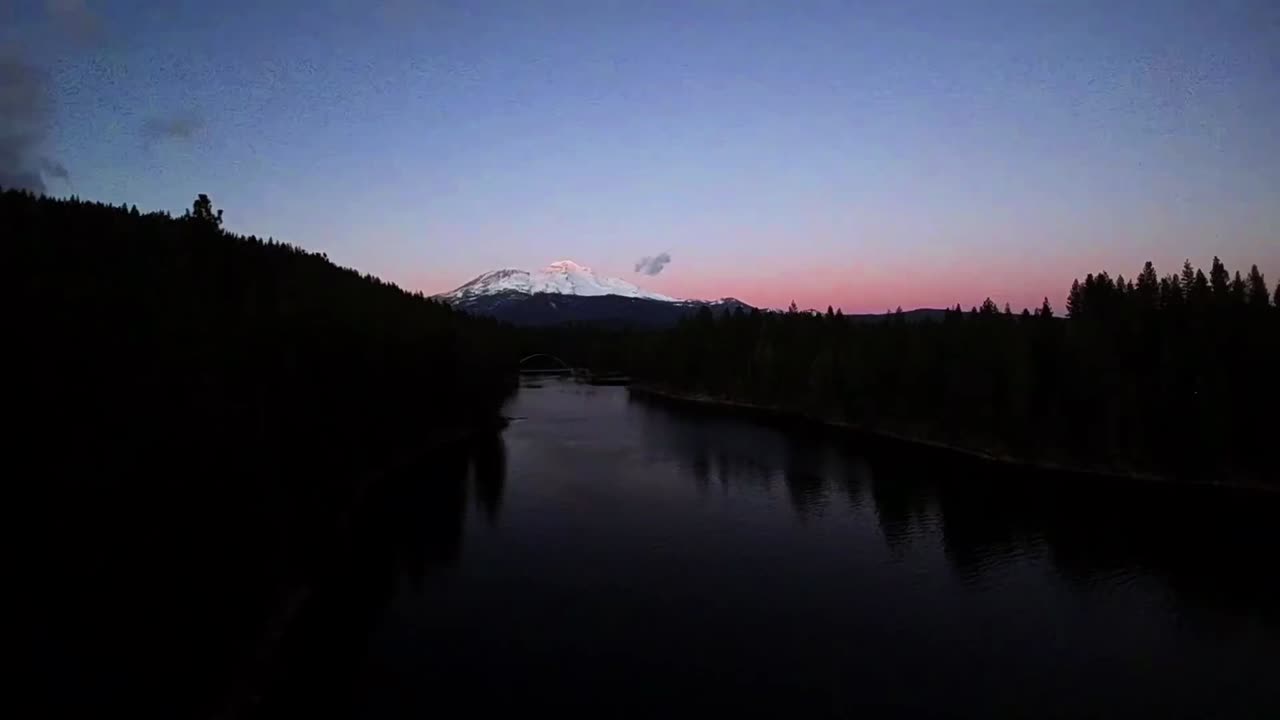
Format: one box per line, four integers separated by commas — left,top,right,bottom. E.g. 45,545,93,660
9,188,516,717
622,258,1278,485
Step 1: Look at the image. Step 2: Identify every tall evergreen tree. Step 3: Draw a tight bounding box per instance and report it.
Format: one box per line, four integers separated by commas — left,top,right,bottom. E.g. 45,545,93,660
1067,279,1082,318
1160,274,1183,310
1229,271,1247,306
190,193,223,228
1209,256,1230,300
1180,259,1197,296
1136,261,1159,309
1189,269,1211,309
1246,265,1269,308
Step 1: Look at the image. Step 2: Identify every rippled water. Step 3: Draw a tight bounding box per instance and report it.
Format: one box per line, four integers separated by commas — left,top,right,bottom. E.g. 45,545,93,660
271,379,1280,718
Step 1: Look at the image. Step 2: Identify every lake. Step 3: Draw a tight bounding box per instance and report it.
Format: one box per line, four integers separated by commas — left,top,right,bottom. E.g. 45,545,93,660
265,379,1280,718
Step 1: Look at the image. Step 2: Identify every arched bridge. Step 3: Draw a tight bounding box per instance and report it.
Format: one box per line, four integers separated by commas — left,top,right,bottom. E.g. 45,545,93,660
517,354,630,385
519,353,580,375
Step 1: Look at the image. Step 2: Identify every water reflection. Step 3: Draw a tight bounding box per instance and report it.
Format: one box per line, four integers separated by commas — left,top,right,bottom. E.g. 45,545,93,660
781,436,833,520
470,434,506,526
629,393,1280,620
271,385,1279,718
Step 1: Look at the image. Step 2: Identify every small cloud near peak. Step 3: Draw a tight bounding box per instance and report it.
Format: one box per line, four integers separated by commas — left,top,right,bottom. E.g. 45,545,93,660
634,252,671,276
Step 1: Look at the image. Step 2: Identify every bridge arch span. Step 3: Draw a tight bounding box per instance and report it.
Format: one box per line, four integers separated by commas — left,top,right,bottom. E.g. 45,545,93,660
519,353,573,371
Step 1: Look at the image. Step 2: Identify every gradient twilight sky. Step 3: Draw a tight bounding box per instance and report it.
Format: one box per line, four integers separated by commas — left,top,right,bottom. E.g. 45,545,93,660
4,1,1278,311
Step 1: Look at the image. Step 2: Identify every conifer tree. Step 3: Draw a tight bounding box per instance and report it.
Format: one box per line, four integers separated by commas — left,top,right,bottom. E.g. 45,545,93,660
1246,265,1268,308
1209,256,1230,300
1136,261,1159,309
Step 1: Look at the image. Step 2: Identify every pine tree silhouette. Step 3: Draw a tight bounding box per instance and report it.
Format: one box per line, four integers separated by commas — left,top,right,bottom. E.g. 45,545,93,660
1180,259,1197,296
1136,261,1159,309
190,193,223,228
1246,265,1269,307
1067,279,1082,317
1229,271,1246,306
1209,256,1230,300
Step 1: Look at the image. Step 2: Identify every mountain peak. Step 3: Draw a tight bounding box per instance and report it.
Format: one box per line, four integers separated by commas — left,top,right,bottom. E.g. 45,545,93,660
441,261,677,303
545,260,589,272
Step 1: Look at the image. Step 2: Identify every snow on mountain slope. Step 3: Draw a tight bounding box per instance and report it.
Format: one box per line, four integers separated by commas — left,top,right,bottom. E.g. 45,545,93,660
441,260,678,302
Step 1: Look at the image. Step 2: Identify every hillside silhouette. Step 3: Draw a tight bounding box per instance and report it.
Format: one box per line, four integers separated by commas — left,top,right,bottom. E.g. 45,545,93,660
9,188,515,716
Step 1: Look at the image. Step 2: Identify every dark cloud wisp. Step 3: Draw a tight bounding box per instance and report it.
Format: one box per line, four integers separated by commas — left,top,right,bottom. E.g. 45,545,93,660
45,0,102,43
634,252,672,276
0,56,67,193
142,114,204,143
41,157,70,181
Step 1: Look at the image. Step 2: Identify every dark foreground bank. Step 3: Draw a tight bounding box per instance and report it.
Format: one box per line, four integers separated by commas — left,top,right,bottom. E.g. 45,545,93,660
10,190,517,717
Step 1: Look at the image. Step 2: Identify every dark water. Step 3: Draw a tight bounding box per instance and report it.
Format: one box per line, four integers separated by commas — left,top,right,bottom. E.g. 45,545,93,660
272,380,1280,719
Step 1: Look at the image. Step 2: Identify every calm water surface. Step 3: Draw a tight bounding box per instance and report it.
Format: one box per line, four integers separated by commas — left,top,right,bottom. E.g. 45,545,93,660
280,380,1280,718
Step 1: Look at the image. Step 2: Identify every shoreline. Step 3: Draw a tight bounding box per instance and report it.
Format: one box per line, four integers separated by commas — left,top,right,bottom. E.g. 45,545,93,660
627,384,1276,496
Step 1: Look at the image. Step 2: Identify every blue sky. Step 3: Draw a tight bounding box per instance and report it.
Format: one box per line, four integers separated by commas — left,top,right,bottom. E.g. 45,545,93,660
4,0,1277,310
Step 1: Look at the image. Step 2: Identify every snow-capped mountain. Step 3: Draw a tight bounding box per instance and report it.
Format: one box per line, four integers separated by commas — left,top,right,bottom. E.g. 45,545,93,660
441,260,677,303
436,260,752,327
